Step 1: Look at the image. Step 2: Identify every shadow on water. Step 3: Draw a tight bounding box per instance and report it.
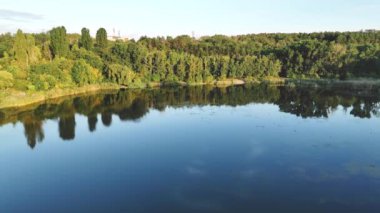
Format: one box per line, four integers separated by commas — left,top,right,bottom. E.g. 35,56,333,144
1,83,380,148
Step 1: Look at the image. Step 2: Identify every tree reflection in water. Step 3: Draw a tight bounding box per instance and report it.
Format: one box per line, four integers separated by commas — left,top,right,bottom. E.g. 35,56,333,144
1,83,380,148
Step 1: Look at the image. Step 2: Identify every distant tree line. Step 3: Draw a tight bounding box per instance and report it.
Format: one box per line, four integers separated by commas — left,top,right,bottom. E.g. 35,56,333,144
0,27,380,90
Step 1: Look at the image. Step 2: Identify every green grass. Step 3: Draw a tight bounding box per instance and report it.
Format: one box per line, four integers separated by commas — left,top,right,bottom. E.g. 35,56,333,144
0,83,120,109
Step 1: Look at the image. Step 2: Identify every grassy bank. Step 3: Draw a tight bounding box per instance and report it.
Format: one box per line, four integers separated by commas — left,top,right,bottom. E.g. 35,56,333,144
0,83,120,109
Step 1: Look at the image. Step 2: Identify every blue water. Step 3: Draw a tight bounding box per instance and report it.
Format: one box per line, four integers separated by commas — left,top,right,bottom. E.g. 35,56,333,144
0,85,380,212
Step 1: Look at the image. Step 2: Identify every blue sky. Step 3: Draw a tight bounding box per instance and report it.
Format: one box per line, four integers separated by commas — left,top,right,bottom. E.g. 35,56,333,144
0,0,379,39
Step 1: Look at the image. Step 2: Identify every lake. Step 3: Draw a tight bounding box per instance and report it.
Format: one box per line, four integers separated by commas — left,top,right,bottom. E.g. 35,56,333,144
1,83,380,213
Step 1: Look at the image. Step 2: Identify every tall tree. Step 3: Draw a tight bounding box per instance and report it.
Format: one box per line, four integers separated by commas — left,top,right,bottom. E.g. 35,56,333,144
79,28,93,50
96,28,108,50
13,30,28,69
50,26,69,58
13,30,40,69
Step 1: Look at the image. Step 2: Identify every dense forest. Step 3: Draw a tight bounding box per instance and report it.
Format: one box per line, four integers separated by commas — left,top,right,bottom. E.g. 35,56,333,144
1,84,380,148
0,27,380,91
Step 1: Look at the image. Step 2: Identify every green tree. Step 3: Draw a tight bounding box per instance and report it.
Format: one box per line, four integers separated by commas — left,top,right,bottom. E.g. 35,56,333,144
12,30,40,70
111,41,129,65
30,74,57,90
50,26,69,58
104,63,135,85
30,58,73,85
72,45,103,70
127,42,148,72
174,56,186,81
0,33,13,58
151,51,166,81
13,30,29,69
79,28,93,50
71,59,102,85
96,28,108,50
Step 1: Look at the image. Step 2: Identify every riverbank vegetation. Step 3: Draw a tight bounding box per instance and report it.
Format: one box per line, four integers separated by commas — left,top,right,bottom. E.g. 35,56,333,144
0,27,380,94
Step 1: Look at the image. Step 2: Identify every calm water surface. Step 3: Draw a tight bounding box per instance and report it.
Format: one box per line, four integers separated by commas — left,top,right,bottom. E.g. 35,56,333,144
1,84,380,213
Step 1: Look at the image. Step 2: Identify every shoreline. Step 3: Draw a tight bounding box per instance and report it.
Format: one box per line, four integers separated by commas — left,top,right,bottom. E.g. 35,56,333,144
3,77,380,110
0,84,121,110
0,79,253,110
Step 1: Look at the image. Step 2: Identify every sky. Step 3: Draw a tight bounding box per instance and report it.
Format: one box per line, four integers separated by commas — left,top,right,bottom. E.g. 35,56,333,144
0,0,379,39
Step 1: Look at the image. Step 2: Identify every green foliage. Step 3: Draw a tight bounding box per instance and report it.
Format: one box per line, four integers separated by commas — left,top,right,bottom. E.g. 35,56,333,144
71,59,102,86
96,28,108,50
136,31,380,79
110,41,130,65
104,63,135,85
30,58,73,84
0,71,14,89
79,28,93,50
72,46,103,70
0,33,13,58
1,26,380,92
277,40,333,78
7,65,27,79
12,30,40,69
13,30,28,69
11,79,29,90
50,26,69,58
127,42,149,72
30,74,57,90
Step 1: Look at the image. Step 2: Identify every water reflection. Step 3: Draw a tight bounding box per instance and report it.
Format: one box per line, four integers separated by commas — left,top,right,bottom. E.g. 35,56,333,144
1,83,380,148
59,115,76,141
23,117,44,148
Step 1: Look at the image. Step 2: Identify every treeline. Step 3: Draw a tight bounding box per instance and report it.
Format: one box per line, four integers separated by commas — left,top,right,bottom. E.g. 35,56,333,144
0,27,380,91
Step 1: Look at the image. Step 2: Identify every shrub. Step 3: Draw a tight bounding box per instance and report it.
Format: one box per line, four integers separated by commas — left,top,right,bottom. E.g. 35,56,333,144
131,76,145,87
30,59,73,84
7,65,27,79
0,71,14,89
151,73,160,82
30,74,57,90
104,63,135,85
13,79,30,90
72,47,104,70
71,59,103,86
